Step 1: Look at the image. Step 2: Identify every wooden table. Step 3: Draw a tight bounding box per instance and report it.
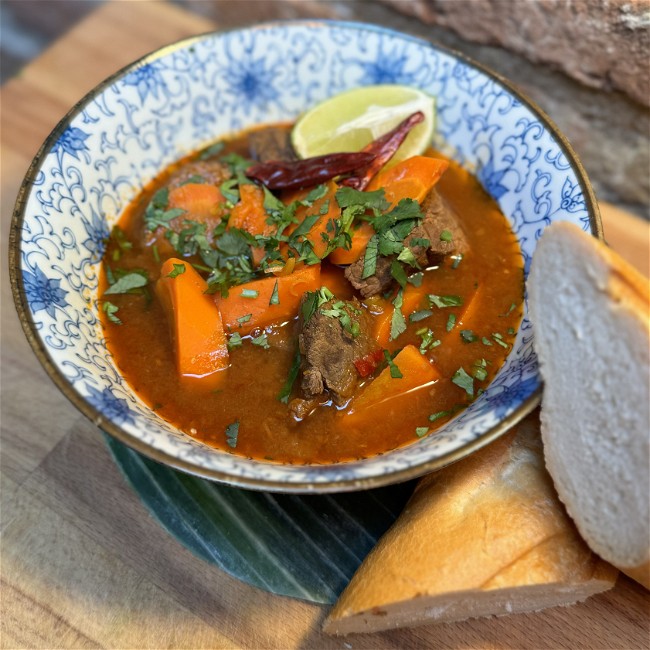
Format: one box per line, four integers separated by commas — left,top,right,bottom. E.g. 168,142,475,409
2,2,648,648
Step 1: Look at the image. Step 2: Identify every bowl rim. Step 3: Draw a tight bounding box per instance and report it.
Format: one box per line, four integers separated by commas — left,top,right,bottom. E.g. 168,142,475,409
8,19,603,493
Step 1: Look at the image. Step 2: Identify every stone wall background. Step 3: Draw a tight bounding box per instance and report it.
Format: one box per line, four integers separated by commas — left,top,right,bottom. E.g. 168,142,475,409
2,0,649,218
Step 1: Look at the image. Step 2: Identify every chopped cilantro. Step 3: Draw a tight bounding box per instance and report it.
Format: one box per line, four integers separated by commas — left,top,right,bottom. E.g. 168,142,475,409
180,174,207,185
104,271,148,295
378,226,411,256
278,348,301,404
220,152,253,175
199,141,225,160
415,426,429,438
227,332,243,349
407,272,423,287
383,349,403,379
166,263,186,278
440,229,453,242
225,421,239,448
301,292,319,325
372,198,422,233
473,365,488,381
396,246,418,267
501,302,517,317
219,178,240,205
361,234,379,279
240,288,259,299
507,327,516,336
262,186,285,213
429,294,463,308
237,313,252,325
446,313,456,332
335,186,389,212
152,245,160,263
144,187,186,231
460,329,478,343
451,253,463,269
416,327,441,354
290,212,321,240
269,280,280,305
409,309,433,323
320,301,361,338
390,258,408,288
301,287,333,324
305,184,329,203
203,227,257,296
390,288,407,341
409,237,430,249
251,332,270,349
102,301,121,325
429,407,459,422
452,367,474,396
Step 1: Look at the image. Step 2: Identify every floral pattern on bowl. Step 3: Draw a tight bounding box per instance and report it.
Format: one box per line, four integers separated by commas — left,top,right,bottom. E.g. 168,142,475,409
10,21,600,492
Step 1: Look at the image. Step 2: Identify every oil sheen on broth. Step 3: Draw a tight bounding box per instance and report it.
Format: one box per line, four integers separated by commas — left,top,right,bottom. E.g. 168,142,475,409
99,123,524,463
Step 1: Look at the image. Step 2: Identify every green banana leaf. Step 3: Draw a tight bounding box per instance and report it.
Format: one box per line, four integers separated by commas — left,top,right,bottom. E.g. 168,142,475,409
105,435,415,604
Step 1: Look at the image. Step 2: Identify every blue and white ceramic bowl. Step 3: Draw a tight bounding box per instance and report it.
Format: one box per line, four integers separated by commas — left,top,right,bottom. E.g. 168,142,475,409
10,21,601,492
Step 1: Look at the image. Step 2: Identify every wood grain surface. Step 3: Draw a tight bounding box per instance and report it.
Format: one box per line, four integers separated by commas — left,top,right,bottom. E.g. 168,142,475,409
1,2,648,648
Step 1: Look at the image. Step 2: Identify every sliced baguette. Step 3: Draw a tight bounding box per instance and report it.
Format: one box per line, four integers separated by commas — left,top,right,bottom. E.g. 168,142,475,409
527,221,650,589
323,415,617,635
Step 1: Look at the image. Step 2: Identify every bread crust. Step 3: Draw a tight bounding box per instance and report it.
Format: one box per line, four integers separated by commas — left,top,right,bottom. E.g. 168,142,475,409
323,413,617,635
528,221,649,590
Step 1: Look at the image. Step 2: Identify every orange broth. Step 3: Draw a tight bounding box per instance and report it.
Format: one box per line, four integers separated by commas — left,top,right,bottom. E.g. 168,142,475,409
99,128,523,463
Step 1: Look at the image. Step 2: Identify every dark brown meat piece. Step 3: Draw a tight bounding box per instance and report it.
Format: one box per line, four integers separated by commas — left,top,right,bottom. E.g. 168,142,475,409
344,189,468,297
298,297,375,406
288,396,319,421
248,126,297,163
344,255,394,298
407,189,468,265
167,159,231,189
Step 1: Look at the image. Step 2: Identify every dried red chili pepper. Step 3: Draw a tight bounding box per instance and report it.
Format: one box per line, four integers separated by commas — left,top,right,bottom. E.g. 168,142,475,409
341,111,425,191
245,151,376,190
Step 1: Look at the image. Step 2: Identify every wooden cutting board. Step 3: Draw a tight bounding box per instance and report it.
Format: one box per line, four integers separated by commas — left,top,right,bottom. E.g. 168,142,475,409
1,2,648,648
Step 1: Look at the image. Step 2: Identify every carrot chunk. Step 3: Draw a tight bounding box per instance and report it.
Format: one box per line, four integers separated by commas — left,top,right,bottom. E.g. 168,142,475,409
373,284,427,348
168,183,225,222
329,221,374,265
155,258,229,389
344,344,441,427
366,156,449,207
215,264,321,335
285,180,341,260
329,157,448,265
228,184,271,266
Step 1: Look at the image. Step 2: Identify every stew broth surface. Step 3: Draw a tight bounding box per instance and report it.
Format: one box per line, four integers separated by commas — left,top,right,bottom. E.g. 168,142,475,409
100,127,523,463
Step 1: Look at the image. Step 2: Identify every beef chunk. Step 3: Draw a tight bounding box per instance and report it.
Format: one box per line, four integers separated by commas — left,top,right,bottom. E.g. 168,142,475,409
288,396,318,421
344,255,394,298
167,159,231,190
344,189,469,297
298,296,375,405
407,189,468,264
248,126,297,163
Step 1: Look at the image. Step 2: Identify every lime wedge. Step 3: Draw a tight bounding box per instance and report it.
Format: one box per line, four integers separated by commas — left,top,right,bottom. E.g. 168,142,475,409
291,85,435,167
